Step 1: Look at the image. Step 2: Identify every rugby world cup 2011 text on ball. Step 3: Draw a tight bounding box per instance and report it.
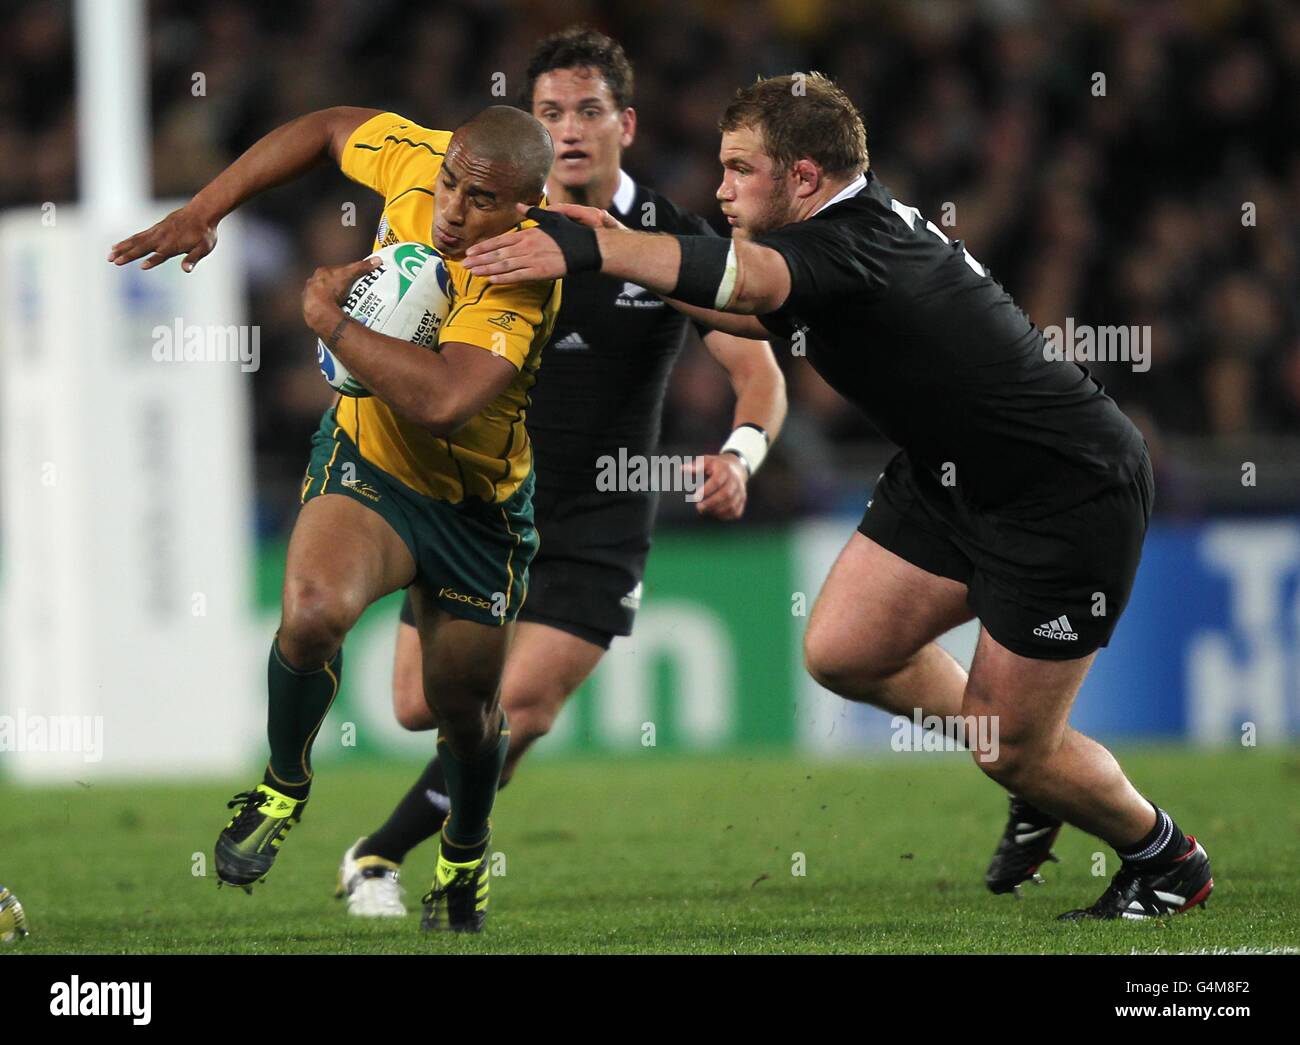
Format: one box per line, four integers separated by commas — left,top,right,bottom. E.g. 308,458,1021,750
316,241,452,397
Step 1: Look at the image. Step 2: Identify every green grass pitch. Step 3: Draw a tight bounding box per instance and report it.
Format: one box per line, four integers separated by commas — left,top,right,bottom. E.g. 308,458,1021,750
3,747,1297,954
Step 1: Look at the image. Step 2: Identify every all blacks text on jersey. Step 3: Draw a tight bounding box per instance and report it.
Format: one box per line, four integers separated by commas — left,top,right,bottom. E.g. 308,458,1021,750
615,283,666,309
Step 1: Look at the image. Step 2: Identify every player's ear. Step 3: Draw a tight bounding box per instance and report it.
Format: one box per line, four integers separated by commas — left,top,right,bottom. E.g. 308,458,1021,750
620,107,637,149
791,158,821,199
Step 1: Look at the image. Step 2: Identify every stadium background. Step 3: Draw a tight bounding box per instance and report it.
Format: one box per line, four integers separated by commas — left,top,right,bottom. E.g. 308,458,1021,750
1,0,1297,776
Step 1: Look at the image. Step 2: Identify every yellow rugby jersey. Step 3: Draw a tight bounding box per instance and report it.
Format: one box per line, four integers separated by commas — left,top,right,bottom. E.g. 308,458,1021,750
335,112,560,503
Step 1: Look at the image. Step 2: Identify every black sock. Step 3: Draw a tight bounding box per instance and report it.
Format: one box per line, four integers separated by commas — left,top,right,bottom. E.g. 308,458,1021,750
1116,804,1188,867
358,755,451,864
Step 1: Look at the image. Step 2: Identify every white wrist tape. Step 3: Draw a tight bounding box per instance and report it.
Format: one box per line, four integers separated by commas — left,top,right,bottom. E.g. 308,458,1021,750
720,423,769,476
715,241,739,310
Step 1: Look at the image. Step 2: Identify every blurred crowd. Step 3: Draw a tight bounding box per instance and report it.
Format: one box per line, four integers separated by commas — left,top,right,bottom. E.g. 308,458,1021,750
3,0,1298,530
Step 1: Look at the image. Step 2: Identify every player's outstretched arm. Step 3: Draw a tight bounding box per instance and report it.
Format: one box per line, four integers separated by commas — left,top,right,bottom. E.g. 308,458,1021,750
303,259,516,436
498,203,772,338
597,226,792,315
108,106,382,271
463,205,793,315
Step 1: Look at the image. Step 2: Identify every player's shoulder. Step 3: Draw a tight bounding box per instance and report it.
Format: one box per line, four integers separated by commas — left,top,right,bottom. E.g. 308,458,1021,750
451,265,559,317
614,174,718,238
810,173,891,227
347,112,453,157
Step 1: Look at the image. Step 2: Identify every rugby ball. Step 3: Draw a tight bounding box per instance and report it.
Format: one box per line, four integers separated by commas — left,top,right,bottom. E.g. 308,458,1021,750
0,885,28,943
316,241,452,397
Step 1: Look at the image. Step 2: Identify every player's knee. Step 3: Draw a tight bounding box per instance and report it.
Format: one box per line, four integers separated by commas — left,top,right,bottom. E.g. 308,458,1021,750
393,678,434,731
974,736,1038,790
435,698,498,755
803,625,848,691
503,687,562,744
279,580,360,665
803,626,903,705
393,700,427,732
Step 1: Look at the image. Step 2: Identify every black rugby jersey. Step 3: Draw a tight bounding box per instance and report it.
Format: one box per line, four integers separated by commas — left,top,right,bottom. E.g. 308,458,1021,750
526,173,716,491
757,171,1144,516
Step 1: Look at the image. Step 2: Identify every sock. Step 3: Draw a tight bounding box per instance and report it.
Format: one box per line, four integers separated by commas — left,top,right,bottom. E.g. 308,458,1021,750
357,755,452,864
424,757,511,797
438,712,510,863
263,637,342,801
358,754,514,864
1116,803,1188,867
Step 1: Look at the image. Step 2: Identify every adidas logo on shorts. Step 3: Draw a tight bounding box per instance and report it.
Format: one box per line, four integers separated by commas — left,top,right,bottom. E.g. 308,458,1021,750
620,581,642,610
1033,615,1079,641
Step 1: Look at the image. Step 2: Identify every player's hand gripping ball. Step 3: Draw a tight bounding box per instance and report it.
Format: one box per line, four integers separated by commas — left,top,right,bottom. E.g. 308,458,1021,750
314,242,453,397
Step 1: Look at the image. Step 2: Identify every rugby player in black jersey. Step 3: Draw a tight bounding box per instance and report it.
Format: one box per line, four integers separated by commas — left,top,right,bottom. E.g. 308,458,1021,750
337,28,786,917
464,72,1213,922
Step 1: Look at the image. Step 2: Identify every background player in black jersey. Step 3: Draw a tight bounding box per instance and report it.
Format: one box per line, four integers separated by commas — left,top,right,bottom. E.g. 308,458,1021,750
465,72,1213,922
338,28,786,916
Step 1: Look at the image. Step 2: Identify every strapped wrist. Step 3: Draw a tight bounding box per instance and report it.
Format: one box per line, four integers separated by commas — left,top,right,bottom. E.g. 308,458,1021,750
720,423,769,476
524,206,602,272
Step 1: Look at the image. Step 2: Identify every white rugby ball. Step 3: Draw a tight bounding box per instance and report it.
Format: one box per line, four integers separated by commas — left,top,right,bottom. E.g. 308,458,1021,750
316,241,452,397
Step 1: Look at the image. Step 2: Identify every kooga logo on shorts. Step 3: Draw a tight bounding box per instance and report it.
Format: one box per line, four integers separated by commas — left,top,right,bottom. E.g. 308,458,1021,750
439,587,492,610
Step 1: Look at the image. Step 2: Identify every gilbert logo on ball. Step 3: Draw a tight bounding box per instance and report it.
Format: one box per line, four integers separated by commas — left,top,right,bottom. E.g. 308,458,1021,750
316,242,453,398
0,886,29,942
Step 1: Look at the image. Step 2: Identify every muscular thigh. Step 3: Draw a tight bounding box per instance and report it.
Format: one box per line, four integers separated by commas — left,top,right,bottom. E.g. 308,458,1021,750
806,531,974,675
283,494,416,618
408,587,513,714
500,621,606,710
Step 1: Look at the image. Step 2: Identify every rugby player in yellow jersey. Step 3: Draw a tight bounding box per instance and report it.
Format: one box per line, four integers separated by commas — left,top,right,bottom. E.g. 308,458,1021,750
339,28,786,920
108,104,559,932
